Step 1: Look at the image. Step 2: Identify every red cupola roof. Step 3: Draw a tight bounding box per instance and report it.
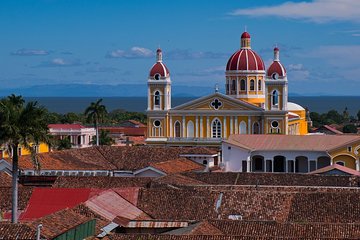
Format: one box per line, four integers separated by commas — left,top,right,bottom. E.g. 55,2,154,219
226,32,265,72
226,49,265,71
149,48,170,79
241,31,251,39
266,47,286,79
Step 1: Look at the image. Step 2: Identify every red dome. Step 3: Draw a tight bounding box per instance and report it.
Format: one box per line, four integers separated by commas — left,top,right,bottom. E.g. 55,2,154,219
267,61,286,78
241,31,251,39
226,49,265,71
149,62,170,78
274,46,279,51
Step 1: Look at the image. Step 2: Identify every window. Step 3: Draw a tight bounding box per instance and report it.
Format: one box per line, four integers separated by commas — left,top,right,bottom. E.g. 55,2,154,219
250,80,255,90
212,119,222,138
348,146,352,152
270,120,280,134
272,90,279,107
253,122,260,134
174,121,181,137
154,73,160,80
152,119,162,137
239,121,247,134
228,146,231,150
232,79,236,91
240,79,246,91
203,160,208,165
187,120,194,138
335,161,345,166
258,80,262,91
153,120,161,127
154,91,160,106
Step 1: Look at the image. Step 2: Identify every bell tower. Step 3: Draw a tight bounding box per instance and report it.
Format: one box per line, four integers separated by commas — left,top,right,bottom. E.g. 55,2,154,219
265,47,288,111
147,48,171,111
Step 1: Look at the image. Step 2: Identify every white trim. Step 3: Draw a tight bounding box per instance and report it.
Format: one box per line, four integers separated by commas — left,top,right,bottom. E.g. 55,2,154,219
133,166,166,176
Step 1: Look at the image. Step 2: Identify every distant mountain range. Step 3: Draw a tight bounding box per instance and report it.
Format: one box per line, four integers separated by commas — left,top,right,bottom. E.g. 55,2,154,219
0,83,305,97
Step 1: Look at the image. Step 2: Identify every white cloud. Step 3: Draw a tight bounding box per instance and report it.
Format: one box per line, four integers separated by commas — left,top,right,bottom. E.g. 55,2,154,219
288,64,304,71
35,58,82,67
11,48,49,56
230,0,360,23
107,47,153,58
309,45,360,68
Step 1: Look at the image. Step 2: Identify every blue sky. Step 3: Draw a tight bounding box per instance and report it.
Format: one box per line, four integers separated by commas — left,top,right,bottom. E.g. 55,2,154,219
0,0,359,95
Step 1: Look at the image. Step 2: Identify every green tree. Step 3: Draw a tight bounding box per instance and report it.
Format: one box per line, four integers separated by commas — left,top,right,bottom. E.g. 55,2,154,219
56,137,72,150
90,130,114,146
84,99,107,146
62,112,81,124
343,124,358,133
357,110,360,121
0,95,50,223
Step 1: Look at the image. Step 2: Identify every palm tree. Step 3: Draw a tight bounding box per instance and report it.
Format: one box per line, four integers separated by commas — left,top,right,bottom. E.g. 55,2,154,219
90,130,114,146
84,99,107,146
0,95,50,223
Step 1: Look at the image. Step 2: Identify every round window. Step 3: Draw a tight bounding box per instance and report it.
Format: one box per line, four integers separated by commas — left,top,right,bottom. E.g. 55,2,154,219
154,73,160,80
153,120,161,127
271,121,279,128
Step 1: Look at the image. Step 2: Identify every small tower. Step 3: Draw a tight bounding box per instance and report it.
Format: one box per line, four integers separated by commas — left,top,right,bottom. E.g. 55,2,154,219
147,48,171,111
265,47,288,111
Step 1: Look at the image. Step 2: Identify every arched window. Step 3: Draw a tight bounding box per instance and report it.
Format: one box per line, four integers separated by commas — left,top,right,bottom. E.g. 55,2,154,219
250,80,255,91
187,120,194,138
240,79,246,91
272,90,279,107
154,91,160,107
212,119,222,138
174,121,181,138
239,121,247,134
258,80,262,91
152,119,162,137
253,122,260,134
231,79,236,91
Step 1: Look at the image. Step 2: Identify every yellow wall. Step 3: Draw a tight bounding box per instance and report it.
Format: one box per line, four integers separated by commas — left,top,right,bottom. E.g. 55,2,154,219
2,142,49,158
333,155,356,169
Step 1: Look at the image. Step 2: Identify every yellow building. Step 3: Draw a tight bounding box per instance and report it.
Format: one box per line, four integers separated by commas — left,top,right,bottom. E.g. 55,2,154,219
146,32,308,146
1,143,50,158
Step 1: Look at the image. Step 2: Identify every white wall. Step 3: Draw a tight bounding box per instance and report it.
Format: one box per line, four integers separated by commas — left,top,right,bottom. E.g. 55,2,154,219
222,143,250,172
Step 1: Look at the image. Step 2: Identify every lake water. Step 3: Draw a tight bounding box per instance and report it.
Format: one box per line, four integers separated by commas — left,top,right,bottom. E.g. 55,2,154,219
24,96,360,116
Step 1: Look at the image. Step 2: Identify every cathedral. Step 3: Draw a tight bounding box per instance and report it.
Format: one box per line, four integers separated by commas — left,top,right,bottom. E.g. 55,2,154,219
146,31,308,146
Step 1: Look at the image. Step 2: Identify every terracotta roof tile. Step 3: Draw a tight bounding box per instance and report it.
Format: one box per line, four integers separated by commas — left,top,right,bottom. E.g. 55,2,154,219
0,223,38,239
0,172,12,187
181,172,360,187
53,176,152,188
225,134,360,152
151,158,205,174
310,164,360,176
0,187,33,211
26,208,92,239
72,204,110,235
12,146,216,171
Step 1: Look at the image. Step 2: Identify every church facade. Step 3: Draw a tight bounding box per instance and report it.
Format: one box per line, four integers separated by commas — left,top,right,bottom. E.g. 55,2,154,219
146,32,308,146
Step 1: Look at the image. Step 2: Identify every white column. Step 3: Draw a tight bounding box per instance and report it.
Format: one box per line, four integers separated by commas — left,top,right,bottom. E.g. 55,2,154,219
223,116,227,138
248,118,251,134
247,156,251,172
182,116,186,138
169,116,173,137
147,87,151,110
195,116,199,138
200,116,203,138
206,116,210,138
235,117,238,134
264,159,267,172
356,159,360,171
307,160,310,173
230,117,233,135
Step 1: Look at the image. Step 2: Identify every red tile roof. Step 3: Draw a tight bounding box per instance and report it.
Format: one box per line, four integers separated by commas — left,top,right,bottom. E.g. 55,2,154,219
151,158,205,174
310,163,360,176
26,208,92,239
0,172,12,187
225,134,360,152
0,223,38,239
53,176,152,188
48,123,88,130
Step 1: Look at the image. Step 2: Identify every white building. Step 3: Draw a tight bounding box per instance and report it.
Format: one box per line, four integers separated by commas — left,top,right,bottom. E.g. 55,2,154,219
222,134,360,173
48,124,96,148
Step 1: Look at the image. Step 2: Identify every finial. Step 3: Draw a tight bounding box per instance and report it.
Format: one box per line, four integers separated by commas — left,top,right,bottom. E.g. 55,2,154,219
244,25,247,32
215,84,219,93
